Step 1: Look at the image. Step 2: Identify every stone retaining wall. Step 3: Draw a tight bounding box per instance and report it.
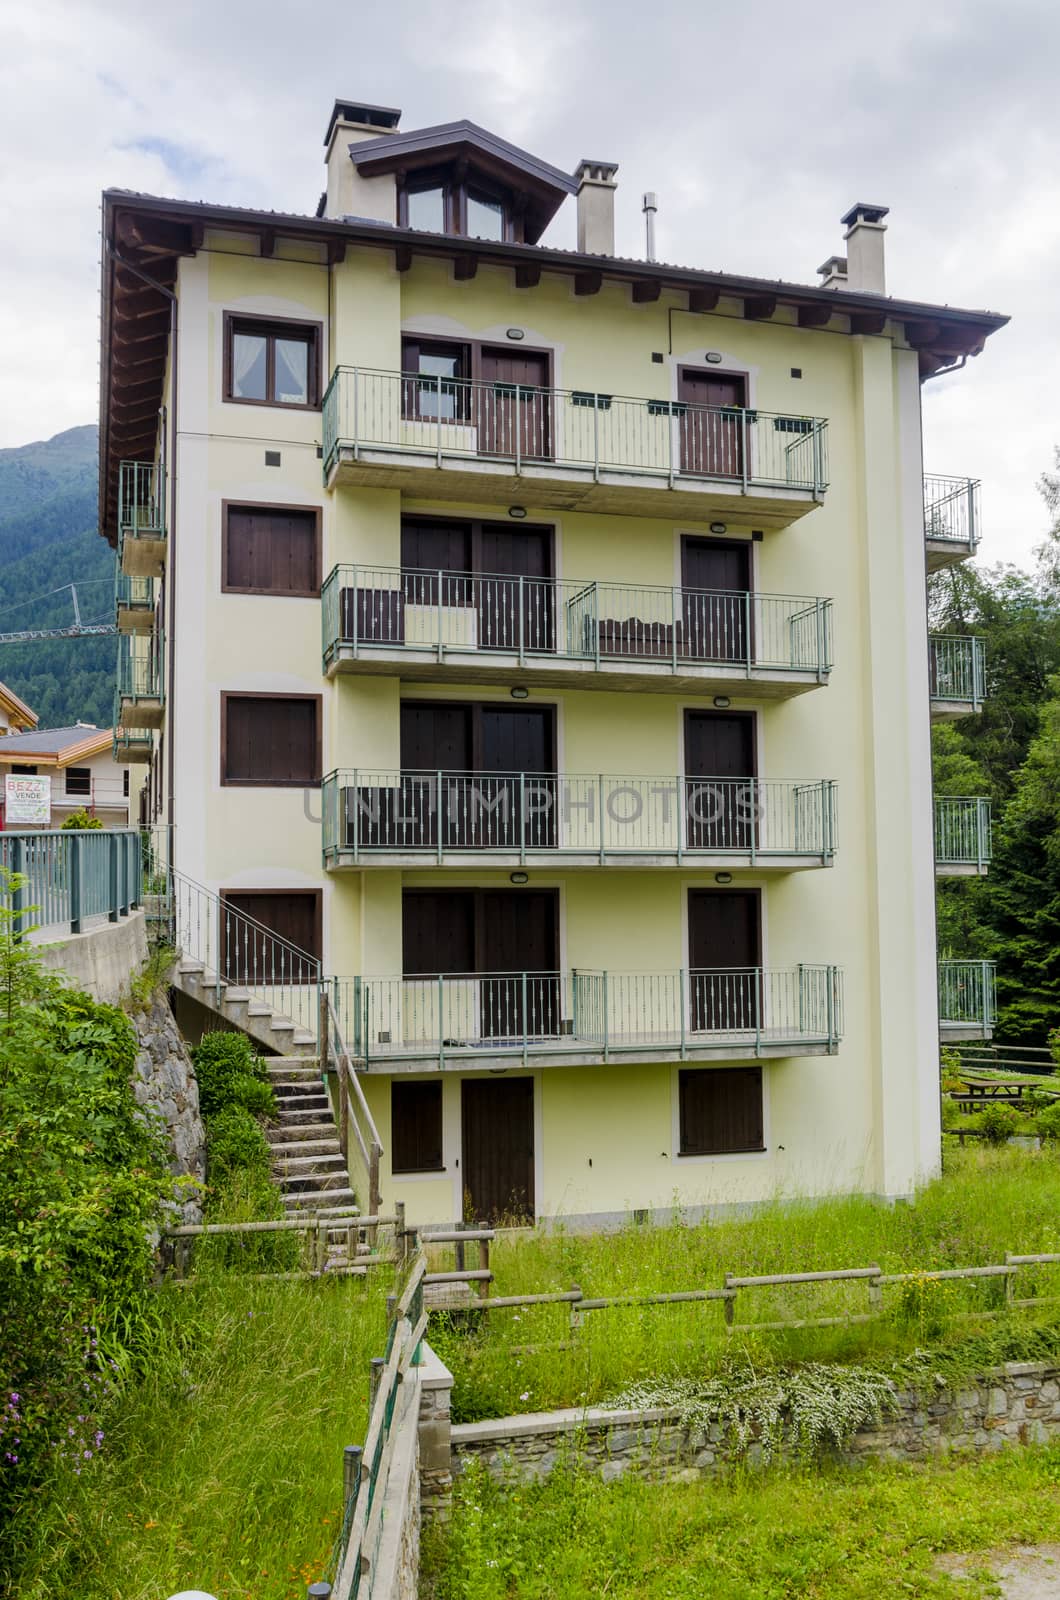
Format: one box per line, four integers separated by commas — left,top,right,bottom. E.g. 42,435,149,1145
450,1361,1060,1485
129,988,205,1225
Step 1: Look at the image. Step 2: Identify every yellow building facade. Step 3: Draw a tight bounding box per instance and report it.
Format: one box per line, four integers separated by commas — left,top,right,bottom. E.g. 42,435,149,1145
99,103,1006,1227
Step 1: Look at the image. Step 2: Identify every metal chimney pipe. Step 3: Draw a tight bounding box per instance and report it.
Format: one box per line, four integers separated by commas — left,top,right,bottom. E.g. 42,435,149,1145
642,192,657,262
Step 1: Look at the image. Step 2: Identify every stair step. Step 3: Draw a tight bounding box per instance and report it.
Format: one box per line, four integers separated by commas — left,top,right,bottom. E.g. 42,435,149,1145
272,1152,346,1173
275,1095,330,1111
269,1139,342,1159
282,1170,353,1195
282,1188,358,1211
178,960,204,976
266,1063,319,1077
292,1031,318,1046
267,1122,337,1143
274,1108,337,1129
272,1079,325,1094
247,1003,273,1018
223,987,252,1003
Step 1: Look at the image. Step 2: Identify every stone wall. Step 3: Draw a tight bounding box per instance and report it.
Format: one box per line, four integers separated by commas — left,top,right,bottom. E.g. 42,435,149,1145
450,1361,1060,1485
129,988,206,1226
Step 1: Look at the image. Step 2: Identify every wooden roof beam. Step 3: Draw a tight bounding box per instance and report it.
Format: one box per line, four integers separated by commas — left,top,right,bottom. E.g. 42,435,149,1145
454,254,479,281
744,294,777,320
688,287,721,313
631,280,661,304
849,311,887,336
574,269,603,296
515,262,542,288
797,304,833,328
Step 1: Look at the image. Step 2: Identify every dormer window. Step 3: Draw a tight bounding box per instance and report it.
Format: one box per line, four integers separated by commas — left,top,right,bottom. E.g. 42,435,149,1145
398,166,517,241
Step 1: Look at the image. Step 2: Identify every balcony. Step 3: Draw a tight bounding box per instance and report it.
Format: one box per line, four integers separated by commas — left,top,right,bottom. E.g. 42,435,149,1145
322,567,833,697
935,797,992,877
322,771,837,871
924,475,980,570
115,572,155,634
322,368,829,526
116,634,164,729
939,960,997,1041
118,459,166,578
335,964,844,1071
929,635,986,718
111,726,153,763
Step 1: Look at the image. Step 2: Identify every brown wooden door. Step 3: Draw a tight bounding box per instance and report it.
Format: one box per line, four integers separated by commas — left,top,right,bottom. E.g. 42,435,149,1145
479,704,557,849
221,890,320,984
685,711,756,851
688,889,760,1032
478,348,551,462
479,889,559,1039
681,536,751,663
400,518,473,608
476,522,555,652
462,1076,534,1223
402,890,476,975
678,370,746,478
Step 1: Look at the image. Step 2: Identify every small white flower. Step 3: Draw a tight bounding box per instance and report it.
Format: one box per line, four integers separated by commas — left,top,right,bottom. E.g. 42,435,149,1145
519,1391,531,1401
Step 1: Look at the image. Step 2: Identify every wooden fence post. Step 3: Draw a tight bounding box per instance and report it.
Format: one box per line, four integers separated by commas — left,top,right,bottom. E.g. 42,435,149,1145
343,1443,363,1506
395,1200,406,1262
478,1234,491,1304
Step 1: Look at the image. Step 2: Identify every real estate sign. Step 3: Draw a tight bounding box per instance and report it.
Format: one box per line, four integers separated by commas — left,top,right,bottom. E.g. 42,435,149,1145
4,774,51,825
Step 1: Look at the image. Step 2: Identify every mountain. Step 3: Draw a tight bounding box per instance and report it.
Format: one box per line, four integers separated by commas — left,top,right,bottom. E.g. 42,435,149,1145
0,426,116,729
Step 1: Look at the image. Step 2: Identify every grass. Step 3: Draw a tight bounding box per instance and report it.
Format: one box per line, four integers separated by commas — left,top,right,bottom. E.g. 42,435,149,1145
428,1146,1060,1421
421,1445,1060,1598
7,1265,395,1600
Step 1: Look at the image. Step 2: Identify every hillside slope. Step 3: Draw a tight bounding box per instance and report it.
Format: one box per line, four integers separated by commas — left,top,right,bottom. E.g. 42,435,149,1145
0,426,115,728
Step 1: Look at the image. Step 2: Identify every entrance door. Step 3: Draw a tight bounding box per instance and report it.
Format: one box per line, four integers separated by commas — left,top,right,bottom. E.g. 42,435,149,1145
687,888,760,1032
220,890,320,985
479,703,557,849
685,711,756,852
478,347,551,463
396,702,473,850
400,518,473,609
480,889,559,1039
462,1077,535,1223
681,536,752,663
678,370,746,479
476,520,555,653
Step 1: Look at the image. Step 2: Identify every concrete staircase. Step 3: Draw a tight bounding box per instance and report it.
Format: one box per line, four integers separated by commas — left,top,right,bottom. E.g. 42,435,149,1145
172,960,318,1058
265,1057,359,1216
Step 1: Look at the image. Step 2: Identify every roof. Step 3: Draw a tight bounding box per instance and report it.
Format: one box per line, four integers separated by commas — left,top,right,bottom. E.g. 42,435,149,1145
98,187,1010,544
0,679,37,730
0,725,114,764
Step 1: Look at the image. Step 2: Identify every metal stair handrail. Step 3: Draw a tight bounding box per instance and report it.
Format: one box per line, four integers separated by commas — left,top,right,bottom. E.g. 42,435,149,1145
321,988,384,1216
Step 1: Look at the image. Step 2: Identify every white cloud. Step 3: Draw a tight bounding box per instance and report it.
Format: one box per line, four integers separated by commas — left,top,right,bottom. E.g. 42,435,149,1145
0,0,1054,562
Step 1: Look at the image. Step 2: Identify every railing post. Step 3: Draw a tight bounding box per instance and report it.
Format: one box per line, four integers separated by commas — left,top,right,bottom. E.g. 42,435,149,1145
10,836,25,942
108,832,119,923
519,771,526,866
815,600,828,681
343,1443,363,1507
827,967,837,1049
743,590,752,677
671,585,679,674
318,988,329,1075
518,574,526,667
351,366,360,459
967,479,977,550
436,568,444,662
749,779,757,866
436,374,443,466
436,770,444,866
592,400,600,481
740,410,749,494
69,832,82,935
602,970,610,1062
667,399,675,487
755,966,762,1056
813,420,824,499
978,798,988,873
438,972,445,1071
522,970,529,1067
514,383,522,474
680,968,687,1059
598,774,605,865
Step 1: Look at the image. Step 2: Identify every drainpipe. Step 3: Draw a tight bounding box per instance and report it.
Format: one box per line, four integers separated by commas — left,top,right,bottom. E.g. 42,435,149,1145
105,242,179,871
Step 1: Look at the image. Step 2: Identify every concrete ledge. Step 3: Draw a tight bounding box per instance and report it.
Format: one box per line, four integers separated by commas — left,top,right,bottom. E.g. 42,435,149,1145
454,1404,676,1448
38,909,148,1005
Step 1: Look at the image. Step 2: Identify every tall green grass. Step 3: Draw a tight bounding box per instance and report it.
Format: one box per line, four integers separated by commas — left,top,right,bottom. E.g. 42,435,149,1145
421,1446,1060,1599
8,1266,395,1600
429,1146,1060,1420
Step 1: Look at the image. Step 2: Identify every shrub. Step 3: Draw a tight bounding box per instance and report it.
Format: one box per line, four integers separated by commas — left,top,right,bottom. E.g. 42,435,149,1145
975,1103,1023,1145
1036,1102,1060,1141
59,809,104,830
205,1104,272,1191
191,1030,273,1119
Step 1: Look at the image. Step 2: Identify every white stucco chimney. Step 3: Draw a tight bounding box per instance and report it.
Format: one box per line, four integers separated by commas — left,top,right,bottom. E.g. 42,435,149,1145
575,160,618,256
840,202,889,293
323,99,401,221
816,254,849,291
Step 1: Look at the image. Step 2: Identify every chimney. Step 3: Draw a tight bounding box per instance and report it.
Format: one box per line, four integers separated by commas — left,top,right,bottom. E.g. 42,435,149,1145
575,160,618,256
816,254,848,291
322,99,401,221
840,202,889,293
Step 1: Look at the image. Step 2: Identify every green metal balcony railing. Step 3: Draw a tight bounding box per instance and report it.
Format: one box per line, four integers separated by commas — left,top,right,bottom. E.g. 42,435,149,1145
118,459,166,546
112,724,154,762
939,960,997,1034
114,570,155,621
322,565,833,681
929,635,986,709
0,828,142,938
333,964,844,1068
323,366,830,495
935,797,992,871
322,770,838,866
116,633,165,704
924,474,980,552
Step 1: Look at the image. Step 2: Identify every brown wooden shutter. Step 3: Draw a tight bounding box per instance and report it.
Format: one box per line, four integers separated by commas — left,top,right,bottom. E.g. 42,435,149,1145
223,695,319,785
679,1067,764,1155
391,1080,444,1172
225,506,319,595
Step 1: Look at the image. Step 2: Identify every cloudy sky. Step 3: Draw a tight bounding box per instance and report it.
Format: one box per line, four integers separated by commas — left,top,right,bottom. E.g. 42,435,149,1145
1,0,1055,567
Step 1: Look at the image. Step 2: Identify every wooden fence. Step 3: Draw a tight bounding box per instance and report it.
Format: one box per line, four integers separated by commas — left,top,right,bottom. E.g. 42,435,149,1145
159,1205,407,1282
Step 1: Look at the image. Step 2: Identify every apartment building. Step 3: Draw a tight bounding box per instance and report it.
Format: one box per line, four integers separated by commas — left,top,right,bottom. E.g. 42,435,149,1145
98,102,1006,1226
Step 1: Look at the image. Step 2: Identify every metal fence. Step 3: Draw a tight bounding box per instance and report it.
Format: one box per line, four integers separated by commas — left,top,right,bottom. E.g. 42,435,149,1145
924,473,980,550
333,965,844,1067
322,565,833,679
0,828,142,938
929,634,986,706
935,796,992,868
118,458,166,540
939,960,997,1031
323,367,830,494
322,770,838,865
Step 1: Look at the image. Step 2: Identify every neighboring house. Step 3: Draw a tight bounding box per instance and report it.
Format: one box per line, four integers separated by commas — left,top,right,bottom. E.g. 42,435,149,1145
0,722,132,829
97,100,1007,1227
0,678,38,737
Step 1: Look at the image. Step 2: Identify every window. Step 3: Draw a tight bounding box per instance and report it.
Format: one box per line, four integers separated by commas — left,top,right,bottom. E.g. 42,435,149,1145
65,767,92,797
466,189,505,241
223,315,321,408
398,167,517,241
406,185,446,233
223,504,321,597
123,769,130,798
392,1080,444,1173
221,694,321,786
11,764,36,775
678,1067,764,1156
401,338,470,423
